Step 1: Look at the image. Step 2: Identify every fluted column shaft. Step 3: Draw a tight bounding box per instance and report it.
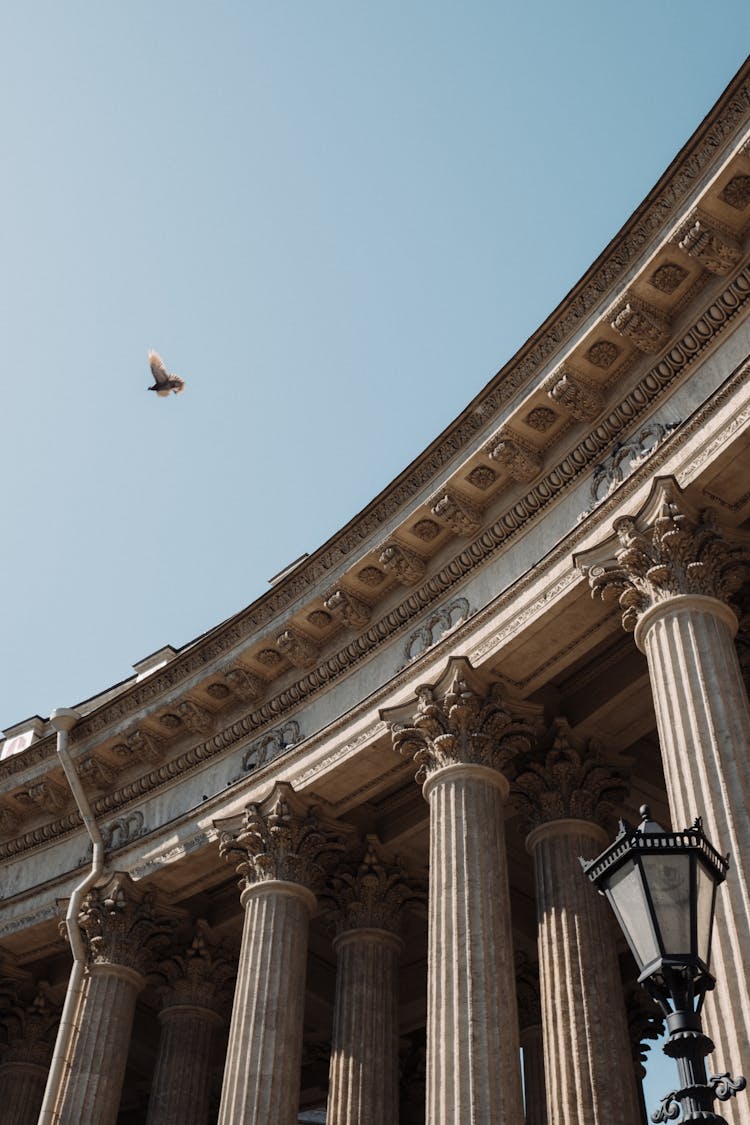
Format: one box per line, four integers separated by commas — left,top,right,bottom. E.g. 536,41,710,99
520,1024,547,1125
528,819,640,1125
327,927,402,1125
218,881,314,1125
424,762,524,1124
636,594,750,1106
146,1004,223,1125
0,1060,48,1125
55,963,143,1125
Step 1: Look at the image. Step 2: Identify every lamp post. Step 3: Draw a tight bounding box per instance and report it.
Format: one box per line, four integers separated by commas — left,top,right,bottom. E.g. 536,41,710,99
581,806,746,1124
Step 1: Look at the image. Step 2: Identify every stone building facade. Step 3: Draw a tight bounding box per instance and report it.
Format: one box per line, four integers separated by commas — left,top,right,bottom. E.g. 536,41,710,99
2,61,750,1125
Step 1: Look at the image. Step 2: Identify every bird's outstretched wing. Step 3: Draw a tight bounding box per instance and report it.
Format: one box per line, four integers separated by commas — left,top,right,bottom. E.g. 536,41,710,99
171,375,186,394
148,350,170,385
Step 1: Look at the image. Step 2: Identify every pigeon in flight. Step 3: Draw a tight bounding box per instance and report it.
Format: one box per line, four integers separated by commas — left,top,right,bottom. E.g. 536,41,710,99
148,350,185,396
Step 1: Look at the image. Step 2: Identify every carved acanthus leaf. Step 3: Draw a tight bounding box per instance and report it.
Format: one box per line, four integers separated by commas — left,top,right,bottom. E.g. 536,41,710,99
114,728,164,765
76,872,177,974
16,780,67,814
430,489,483,537
379,543,426,586
154,921,236,1014
0,986,60,1067
580,480,750,632
324,588,372,629
677,216,741,275
543,368,605,422
322,838,425,937
386,658,538,784
511,719,627,832
77,754,119,790
610,299,670,353
217,783,345,894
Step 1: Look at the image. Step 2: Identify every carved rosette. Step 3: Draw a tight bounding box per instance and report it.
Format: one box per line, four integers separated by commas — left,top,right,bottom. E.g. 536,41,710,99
610,299,670,353
218,783,345,894
323,839,425,938
389,661,537,784
379,543,426,586
430,489,483,536
76,873,176,974
324,588,372,629
580,481,750,632
486,434,543,481
155,922,236,1016
511,719,626,833
677,215,741,274
543,367,605,422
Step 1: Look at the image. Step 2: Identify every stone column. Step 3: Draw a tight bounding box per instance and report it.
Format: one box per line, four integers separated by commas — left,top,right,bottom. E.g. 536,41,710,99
55,872,175,1125
215,782,345,1125
385,657,536,1125
579,477,750,1115
515,954,547,1125
323,838,423,1125
513,721,641,1125
146,922,236,1125
0,987,59,1125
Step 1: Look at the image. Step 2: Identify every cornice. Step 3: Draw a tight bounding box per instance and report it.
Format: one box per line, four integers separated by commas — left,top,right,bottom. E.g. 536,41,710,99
2,273,749,858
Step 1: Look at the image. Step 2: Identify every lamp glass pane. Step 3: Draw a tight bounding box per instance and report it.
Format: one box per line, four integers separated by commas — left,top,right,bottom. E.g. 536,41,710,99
606,859,660,970
695,861,716,968
641,853,691,957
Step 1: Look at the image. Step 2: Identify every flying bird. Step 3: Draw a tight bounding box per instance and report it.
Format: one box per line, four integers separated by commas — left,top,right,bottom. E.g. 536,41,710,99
147,350,185,396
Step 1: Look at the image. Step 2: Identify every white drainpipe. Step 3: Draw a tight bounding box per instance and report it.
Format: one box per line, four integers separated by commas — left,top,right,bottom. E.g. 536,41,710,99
37,707,106,1125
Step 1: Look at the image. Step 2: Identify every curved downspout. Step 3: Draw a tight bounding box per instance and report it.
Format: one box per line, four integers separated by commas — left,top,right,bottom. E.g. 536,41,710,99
37,707,106,1125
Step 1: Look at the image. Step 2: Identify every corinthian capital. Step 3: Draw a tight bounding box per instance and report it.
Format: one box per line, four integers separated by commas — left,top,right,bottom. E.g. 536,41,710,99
575,477,750,633
0,985,60,1068
511,719,627,833
76,873,177,975
322,837,425,938
216,782,346,894
382,657,539,784
155,921,236,1014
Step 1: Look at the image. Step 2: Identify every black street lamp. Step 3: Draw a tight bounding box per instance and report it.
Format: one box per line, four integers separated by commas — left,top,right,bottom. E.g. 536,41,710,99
581,806,746,1123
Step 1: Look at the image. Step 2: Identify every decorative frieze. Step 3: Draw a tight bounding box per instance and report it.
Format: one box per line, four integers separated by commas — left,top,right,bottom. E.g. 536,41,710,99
276,628,319,669
610,298,670,353
324,588,372,629
677,215,742,274
402,597,470,665
430,489,483,537
379,543,426,586
486,433,543,481
241,720,301,772
543,368,605,422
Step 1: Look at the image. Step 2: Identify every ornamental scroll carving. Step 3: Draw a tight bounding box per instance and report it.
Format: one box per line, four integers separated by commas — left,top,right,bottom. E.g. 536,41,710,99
511,719,627,833
379,543,426,586
324,589,372,629
543,368,605,422
242,720,301,772
402,597,471,665
216,783,346,894
610,299,670,354
486,434,543,481
383,657,539,783
430,489,483,537
577,478,750,632
322,837,425,938
677,214,742,275
276,628,319,669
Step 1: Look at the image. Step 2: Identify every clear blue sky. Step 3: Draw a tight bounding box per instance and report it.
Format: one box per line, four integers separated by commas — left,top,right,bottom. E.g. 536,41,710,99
3,4,747,1107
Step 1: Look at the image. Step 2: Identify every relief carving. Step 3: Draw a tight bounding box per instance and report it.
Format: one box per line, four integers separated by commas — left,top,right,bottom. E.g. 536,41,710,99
678,215,742,274
379,543,426,586
610,299,670,353
430,490,483,537
242,720,301,772
276,628,319,669
324,589,372,629
486,434,543,481
543,368,605,422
